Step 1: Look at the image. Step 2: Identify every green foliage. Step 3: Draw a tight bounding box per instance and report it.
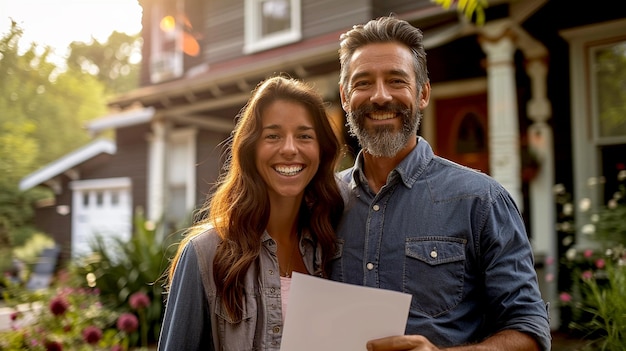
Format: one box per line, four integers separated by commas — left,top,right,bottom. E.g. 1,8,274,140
431,0,488,25
0,283,132,350
68,210,182,346
67,30,142,95
557,170,626,349
579,262,626,351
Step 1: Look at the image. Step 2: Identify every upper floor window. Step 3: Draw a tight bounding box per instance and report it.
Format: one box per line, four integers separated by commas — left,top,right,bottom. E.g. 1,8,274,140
244,0,302,54
150,0,184,83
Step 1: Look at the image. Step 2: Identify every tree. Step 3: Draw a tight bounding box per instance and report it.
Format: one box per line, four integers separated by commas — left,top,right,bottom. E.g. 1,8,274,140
67,31,142,95
431,0,488,25
0,21,110,266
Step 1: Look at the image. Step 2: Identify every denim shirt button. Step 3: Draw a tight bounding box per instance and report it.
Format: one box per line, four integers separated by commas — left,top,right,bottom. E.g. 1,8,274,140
366,262,374,270
430,250,438,258
270,287,276,293
372,204,380,211
273,326,281,333
269,269,275,275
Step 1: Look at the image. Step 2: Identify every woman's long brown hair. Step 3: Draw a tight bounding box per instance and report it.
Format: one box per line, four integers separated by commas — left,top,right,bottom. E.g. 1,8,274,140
166,75,344,320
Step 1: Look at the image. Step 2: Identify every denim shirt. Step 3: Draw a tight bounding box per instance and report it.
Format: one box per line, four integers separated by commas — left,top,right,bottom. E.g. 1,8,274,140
158,228,321,351
330,138,551,350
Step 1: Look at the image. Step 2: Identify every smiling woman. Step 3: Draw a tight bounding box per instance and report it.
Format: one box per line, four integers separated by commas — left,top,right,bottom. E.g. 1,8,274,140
0,0,142,64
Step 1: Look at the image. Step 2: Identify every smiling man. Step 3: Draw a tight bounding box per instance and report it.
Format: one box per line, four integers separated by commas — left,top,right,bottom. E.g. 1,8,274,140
330,15,551,351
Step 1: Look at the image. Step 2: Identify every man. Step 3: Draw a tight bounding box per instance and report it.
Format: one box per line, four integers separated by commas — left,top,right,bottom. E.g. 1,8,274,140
330,15,551,351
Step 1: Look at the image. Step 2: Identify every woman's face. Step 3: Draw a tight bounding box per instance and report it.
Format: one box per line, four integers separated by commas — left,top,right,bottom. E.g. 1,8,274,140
255,99,320,202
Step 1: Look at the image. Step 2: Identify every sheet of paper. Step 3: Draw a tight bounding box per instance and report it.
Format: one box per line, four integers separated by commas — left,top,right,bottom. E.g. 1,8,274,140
280,272,411,351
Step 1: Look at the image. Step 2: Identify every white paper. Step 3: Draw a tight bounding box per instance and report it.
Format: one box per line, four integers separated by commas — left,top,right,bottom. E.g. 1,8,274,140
280,272,411,351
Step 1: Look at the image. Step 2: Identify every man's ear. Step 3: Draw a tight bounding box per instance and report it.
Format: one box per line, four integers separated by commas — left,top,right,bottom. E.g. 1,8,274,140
419,82,431,110
339,85,350,112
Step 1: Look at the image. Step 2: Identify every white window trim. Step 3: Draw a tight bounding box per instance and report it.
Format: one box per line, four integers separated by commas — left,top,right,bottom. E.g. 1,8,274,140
560,18,626,246
168,128,197,215
70,177,132,191
243,0,302,54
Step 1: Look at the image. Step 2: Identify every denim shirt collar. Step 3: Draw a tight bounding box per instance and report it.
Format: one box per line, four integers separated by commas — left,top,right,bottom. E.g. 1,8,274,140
350,137,435,191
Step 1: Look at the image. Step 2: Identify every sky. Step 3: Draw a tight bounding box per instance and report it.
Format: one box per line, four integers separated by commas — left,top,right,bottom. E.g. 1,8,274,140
0,0,143,65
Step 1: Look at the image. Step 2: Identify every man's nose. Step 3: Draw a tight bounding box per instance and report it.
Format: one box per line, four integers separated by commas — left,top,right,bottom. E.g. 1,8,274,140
370,81,392,105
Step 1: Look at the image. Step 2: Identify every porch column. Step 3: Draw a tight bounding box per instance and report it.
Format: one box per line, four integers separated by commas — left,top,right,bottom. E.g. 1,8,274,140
479,24,523,209
148,118,167,225
526,57,559,329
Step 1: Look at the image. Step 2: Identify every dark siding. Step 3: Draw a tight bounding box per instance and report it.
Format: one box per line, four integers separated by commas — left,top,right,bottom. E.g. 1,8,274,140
202,0,374,65
33,180,73,264
203,0,245,63
302,0,372,38
373,0,434,18
195,129,231,210
81,124,150,219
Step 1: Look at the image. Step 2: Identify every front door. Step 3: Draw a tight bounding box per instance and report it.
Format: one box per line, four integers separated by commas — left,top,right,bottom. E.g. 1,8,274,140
435,93,489,174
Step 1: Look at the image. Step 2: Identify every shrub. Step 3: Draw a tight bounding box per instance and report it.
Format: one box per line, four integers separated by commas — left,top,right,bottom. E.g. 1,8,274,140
557,170,626,350
67,209,182,346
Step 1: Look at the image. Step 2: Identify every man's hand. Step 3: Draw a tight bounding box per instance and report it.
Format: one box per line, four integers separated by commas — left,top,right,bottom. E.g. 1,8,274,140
366,330,541,351
366,335,440,351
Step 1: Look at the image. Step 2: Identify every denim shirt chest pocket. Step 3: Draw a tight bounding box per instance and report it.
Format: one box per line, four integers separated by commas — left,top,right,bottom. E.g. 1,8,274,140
213,289,260,351
404,237,466,317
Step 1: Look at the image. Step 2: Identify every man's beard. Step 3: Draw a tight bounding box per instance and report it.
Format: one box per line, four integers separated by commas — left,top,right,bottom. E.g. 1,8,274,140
346,103,421,158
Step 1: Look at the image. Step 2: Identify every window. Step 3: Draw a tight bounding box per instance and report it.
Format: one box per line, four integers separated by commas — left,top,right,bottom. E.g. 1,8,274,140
165,129,197,230
244,0,301,54
591,41,626,142
561,19,626,242
150,0,184,83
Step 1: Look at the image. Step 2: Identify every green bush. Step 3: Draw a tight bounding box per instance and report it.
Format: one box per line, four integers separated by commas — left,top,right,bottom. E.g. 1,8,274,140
67,210,182,346
557,170,626,349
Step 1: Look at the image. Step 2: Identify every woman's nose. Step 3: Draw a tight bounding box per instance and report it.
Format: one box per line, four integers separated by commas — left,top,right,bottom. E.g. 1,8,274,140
280,135,297,155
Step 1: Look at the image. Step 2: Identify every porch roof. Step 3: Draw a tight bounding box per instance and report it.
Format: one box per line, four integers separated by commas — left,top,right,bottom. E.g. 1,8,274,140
19,139,116,191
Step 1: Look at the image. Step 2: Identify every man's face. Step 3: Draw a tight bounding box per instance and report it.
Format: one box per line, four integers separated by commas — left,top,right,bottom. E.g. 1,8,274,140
341,42,428,158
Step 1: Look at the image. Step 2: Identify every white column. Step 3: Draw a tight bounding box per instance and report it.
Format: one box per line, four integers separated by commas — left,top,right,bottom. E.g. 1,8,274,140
148,118,167,224
480,28,523,209
526,57,559,329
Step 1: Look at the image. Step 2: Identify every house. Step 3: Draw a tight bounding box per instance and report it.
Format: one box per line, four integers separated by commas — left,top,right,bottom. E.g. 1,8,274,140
19,0,626,330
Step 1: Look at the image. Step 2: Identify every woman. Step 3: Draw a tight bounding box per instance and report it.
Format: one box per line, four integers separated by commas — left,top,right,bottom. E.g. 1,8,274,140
157,75,345,350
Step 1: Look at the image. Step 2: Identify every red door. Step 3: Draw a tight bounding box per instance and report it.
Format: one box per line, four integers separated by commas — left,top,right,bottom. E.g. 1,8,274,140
434,93,489,174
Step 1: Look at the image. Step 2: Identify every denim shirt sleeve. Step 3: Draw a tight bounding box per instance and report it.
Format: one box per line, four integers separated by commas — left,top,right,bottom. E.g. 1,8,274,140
479,187,551,350
158,243,213,351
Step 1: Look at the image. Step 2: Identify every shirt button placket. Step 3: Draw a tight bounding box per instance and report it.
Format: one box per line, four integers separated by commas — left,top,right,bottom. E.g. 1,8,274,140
365,202,382,285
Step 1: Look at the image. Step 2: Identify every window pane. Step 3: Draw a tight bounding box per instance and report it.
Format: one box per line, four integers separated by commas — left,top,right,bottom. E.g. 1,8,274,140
261,0,290,36
595,40,626,138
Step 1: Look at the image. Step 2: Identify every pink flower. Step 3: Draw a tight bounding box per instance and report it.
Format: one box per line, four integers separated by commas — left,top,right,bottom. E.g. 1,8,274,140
584,249,593,258
49,296,70,316
10,311,21,321
559,292,572,303
117,313,139,333
82,325,103,344
129,292,151,310
45,340,63,351
581,270,593,280
595,258,605,269
111,345,124,351
545,256,555,265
